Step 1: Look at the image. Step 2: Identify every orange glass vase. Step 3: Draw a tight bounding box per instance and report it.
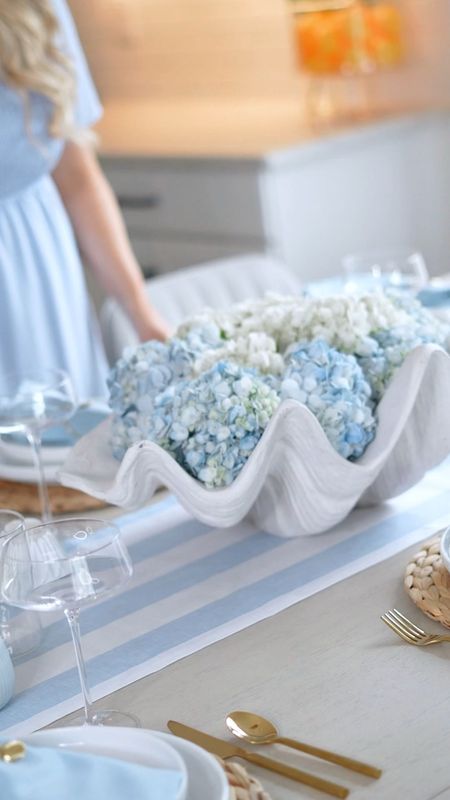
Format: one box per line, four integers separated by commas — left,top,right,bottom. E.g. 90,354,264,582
291,0,405,76
363,2,404,69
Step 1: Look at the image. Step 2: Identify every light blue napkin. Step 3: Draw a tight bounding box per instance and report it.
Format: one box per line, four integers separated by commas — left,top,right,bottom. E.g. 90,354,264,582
417,286,450,308
41,406,109,445
0,744,182,800
305,278,450,307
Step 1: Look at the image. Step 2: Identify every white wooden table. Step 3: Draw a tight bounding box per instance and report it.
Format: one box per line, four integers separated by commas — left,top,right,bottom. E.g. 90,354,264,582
49,537,450,799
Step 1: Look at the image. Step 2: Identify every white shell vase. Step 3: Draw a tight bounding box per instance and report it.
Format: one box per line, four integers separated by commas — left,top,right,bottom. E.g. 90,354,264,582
0,636,14,710
60,344,450,538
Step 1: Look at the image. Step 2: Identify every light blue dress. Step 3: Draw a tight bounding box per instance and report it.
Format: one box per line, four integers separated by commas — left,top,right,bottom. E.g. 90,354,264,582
0,0,109,400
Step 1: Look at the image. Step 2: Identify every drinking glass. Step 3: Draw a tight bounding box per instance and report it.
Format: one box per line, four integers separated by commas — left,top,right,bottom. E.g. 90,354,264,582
0,369,77,521
1,517,138,727
0,510,42,660
342,248,429,296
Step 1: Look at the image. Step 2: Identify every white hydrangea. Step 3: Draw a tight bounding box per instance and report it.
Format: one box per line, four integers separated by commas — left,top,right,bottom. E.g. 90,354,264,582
177,290,414,359
193,332,285,376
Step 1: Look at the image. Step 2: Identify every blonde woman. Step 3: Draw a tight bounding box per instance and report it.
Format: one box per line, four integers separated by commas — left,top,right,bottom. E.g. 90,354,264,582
0,0,169,398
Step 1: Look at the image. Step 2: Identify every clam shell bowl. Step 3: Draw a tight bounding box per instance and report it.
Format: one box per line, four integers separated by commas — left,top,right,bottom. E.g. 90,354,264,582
60,345,450,537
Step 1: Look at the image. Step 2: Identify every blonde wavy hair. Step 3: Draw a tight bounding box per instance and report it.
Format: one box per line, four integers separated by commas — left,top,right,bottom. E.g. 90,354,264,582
0,0,75,139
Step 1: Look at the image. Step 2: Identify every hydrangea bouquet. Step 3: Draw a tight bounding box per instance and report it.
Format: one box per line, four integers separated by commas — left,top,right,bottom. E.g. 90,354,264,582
108,290,450,490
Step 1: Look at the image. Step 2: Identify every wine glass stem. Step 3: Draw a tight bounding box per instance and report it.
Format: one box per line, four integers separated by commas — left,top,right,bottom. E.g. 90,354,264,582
0,604,10,652
65,608,95,724
26,429,52,521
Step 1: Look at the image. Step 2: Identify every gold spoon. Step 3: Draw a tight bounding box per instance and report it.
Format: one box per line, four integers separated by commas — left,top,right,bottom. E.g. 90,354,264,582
0,741,26,763
226,711,382,779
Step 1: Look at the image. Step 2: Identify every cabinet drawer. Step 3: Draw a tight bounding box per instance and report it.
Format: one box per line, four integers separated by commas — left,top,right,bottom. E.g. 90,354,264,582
101,157,264,239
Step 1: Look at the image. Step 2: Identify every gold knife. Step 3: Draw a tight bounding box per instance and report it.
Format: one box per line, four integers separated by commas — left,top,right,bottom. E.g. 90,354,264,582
167,721,350,798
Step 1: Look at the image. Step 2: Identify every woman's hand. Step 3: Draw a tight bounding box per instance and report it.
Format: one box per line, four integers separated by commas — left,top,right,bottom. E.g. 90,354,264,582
134,304,172,342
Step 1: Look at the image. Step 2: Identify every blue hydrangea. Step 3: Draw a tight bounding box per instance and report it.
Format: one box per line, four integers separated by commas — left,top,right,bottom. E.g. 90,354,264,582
280,340,376,460
357,295,450,400
108,325,222,448
357,329,433,401
112,361,280,487
108,340,171,419
108,331,199,459
153,361,280,488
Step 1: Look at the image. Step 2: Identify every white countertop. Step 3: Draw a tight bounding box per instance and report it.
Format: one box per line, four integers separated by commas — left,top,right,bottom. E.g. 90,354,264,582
95,99,442,162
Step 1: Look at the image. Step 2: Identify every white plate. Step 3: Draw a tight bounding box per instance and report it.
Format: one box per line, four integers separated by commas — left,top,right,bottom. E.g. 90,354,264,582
0,403,110,484
0,439,70,467
0,457,60,484
26,726,228,800
440,526,450,573
26,727,188,800
153,732,229,800
0,438,64,483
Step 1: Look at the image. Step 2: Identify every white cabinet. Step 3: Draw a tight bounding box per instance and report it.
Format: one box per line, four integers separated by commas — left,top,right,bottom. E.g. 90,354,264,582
261,111,450,278
101,111,450,281
101,157,265,276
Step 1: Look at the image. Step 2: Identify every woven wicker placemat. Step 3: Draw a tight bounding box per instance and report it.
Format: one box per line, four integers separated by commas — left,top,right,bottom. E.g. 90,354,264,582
218,758,272,800
0,479,106,516
404,532,450,629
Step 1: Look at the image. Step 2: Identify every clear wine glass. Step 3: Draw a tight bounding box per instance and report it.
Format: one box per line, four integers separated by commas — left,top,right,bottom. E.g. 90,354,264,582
0,510,42,660
0,369,77,521
0,517,138,727
342,248,429,296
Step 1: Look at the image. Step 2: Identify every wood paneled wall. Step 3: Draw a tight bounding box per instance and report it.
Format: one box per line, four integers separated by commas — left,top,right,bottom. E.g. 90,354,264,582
68,0,301,101
370,0,450,111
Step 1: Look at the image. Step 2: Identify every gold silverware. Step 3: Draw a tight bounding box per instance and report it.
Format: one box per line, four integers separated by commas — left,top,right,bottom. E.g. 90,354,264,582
381,608,450,646
0,741,26,762
226,711,382,779
167,720,350,798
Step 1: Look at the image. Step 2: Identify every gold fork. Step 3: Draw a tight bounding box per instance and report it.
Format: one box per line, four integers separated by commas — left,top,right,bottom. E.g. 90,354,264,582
381,608,450,646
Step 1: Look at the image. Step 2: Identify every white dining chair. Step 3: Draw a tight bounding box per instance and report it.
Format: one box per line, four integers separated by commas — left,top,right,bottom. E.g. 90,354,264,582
100,253,302,364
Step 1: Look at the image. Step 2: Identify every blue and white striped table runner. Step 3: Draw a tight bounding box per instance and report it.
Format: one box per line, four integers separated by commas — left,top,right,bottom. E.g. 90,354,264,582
2,459,450,737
